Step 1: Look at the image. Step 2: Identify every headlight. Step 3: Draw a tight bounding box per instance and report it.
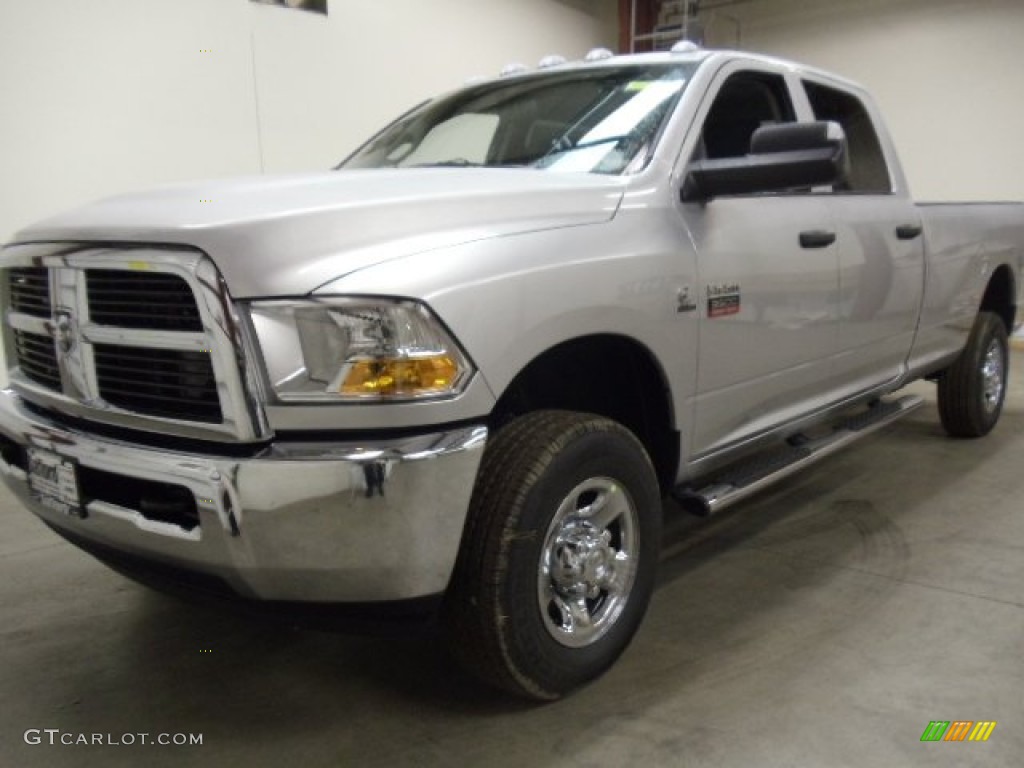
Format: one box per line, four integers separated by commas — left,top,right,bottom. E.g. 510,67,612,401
248,298,474,402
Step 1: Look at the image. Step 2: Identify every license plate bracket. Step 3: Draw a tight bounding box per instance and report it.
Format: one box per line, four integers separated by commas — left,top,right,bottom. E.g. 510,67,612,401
27,448,84,518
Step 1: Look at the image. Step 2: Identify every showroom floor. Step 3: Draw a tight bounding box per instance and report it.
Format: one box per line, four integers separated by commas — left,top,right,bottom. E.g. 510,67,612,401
2,355,1023,767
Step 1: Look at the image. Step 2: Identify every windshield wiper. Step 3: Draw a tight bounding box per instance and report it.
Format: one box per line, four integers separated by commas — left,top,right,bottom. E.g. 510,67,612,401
534,134,635,167
408,158,483,168
555,134,633,153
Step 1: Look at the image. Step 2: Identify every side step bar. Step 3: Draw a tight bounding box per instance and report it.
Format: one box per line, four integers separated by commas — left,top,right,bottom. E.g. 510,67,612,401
672,394,924,517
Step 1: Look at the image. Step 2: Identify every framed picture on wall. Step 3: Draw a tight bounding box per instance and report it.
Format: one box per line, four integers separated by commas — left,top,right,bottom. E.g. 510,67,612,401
250,0,328,16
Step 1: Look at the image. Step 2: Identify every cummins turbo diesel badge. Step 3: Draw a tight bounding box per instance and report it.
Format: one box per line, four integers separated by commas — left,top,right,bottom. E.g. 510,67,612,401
707,283,741,317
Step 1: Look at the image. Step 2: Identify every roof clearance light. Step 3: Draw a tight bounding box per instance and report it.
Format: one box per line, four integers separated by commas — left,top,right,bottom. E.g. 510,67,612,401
671,40,701,54
538,54,568,69
584,47,615,62
500,62,528,77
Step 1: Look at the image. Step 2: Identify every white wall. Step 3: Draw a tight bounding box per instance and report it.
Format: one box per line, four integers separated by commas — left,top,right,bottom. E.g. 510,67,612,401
0,0,618,243
700,0,1024,202
0,0,261,244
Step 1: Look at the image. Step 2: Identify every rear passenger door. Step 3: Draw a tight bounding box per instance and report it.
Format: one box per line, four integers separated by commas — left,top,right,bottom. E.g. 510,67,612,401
799,78,925,396
677,63,841,459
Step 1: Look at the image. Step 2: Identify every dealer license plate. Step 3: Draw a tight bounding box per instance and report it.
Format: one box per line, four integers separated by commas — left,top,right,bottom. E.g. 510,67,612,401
27,448,84,518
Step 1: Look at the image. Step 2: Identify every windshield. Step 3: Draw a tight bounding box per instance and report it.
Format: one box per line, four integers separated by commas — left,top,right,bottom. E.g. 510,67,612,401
340,63,697,175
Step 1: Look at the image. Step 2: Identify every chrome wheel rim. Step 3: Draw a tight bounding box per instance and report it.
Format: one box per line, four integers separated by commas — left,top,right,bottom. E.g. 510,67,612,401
537,477,639,648
981,338,1005,414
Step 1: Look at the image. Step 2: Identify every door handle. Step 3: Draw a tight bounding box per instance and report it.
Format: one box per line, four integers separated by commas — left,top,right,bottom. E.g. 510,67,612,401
799,230,836,249
896,224,923,240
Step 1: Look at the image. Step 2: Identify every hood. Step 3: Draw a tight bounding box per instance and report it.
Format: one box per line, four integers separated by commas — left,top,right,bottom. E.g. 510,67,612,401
13,168,627,298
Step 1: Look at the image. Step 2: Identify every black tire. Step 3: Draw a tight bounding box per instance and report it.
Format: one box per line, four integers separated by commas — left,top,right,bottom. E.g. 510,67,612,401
938,311,1009,438
444,410,662,700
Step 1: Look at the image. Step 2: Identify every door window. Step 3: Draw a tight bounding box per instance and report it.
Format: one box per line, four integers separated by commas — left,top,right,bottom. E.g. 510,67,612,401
803,81,891,193
698,71,796,161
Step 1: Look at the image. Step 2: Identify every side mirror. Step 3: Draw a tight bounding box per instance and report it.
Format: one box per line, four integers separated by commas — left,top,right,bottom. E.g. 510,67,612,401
681,121,849,203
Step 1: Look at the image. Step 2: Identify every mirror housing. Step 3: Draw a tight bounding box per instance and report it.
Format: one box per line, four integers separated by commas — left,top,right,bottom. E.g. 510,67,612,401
681,120,848,203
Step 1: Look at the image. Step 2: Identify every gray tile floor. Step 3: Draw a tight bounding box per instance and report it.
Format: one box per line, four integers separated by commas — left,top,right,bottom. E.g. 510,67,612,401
3,356,1023,767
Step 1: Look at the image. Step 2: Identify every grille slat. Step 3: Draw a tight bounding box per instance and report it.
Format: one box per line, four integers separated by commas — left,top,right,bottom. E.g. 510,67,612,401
8,268,51,318
14,348,58,367
94,344,221,423
93,344,213,364
86,270,202,332
89,301,194,310
93,387,222,408
11,282,48,294
14,334,54,351
87,311,205,323
14,345,58,365
94,367,213,388
95,361,194,378
12,330,60,390
89,283,195,292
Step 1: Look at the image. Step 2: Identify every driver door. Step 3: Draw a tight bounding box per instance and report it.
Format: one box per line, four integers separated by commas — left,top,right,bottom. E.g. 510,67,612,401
677,64,841,459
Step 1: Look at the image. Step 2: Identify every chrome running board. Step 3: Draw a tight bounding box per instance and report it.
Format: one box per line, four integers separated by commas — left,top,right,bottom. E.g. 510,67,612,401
673,394,924,517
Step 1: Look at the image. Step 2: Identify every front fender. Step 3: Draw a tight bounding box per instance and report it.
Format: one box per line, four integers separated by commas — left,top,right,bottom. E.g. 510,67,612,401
318,215,699,433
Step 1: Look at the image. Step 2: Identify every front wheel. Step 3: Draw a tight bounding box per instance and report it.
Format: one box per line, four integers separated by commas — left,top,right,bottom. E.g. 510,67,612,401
938,311,1009,438
444,411,662,700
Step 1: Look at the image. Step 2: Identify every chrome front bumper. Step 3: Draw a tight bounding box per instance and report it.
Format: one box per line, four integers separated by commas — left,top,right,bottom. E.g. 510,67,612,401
0,389,487,602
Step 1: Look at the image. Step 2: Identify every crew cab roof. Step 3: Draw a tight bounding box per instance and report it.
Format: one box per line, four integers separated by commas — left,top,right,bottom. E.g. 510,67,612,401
483,47,865,95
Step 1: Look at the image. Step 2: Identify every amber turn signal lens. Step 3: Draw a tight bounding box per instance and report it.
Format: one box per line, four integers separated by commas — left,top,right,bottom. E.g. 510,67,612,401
340,357,460,397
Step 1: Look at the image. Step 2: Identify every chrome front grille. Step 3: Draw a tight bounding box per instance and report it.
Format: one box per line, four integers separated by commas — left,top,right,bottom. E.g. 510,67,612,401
94,344,221,424
1,246,265,443
86,269,202,332
12,330,60,390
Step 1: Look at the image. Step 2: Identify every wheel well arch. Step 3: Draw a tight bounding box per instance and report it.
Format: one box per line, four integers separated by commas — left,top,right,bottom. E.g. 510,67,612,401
981,264,1016,334
488,334,679,492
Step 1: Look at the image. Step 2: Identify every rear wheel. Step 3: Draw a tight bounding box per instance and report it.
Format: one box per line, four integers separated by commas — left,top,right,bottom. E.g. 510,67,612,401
938,311,1008,438
444,410,661,700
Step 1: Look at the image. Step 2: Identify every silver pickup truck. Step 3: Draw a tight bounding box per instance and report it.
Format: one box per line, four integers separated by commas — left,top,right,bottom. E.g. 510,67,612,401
2,46,1022,700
